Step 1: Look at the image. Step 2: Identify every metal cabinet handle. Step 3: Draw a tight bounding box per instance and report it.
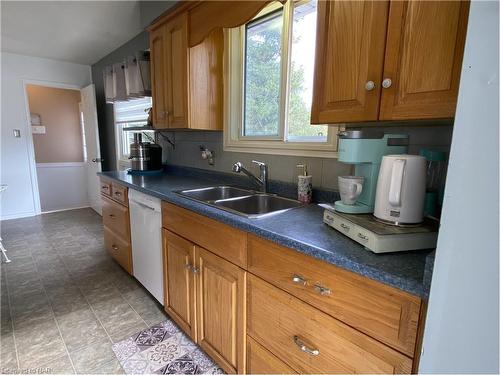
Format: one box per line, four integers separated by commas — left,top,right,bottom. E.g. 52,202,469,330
382,78,392,89
114,191,122,196
111,245,119,251
109,214,115,218
358,233,369,241
102,185,109,190
292,274,307,285
340,223,350,231
365,80,375,91
185,264,200,274
293,335,320,356
313,284,331,296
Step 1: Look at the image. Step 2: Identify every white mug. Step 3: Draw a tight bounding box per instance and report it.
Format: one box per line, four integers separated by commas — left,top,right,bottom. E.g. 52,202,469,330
338,176,364,205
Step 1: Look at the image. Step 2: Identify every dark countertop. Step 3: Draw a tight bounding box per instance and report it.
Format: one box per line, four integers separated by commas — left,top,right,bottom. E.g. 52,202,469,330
99,168,435,298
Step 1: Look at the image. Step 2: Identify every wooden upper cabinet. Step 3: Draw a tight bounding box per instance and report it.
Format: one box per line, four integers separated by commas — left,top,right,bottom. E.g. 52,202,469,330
165,13,189,129
311,1,389,123
150,24,169,129
189,29,224,131
311,0,469,124
149,12,223,130
379,1,470,120
163,230,197,340
195,247,246,374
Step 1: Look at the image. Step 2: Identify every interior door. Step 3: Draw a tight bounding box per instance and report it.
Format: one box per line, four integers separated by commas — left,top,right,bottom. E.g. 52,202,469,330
80,84,102,215
310,1,389,123
379,0,470,120
163,230,197,340
195,246,246,374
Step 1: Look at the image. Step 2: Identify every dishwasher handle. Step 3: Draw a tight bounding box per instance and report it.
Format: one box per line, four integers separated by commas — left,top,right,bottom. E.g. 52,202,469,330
130,200,159,212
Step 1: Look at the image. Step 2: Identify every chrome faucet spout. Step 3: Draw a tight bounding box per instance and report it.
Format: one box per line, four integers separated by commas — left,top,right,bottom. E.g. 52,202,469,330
231,161,269,193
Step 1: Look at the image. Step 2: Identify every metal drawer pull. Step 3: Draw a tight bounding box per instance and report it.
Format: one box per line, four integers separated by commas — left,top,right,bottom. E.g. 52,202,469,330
109,214,115,218
114,191,122,196
358,233,369,241
185,264,193,271
291,274,307,285
313,284,331,296
340,223,350,231
111,245,119,251
102,186,109,190
293,336,320,356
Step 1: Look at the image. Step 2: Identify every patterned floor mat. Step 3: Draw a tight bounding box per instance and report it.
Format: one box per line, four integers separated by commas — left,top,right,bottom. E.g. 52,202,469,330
112,319,223,374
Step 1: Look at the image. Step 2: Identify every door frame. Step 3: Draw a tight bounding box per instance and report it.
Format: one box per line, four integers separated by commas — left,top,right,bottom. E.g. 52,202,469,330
21,79,84,216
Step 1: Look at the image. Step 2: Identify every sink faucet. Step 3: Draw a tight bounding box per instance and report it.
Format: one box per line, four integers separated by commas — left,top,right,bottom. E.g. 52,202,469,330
232,160,269,193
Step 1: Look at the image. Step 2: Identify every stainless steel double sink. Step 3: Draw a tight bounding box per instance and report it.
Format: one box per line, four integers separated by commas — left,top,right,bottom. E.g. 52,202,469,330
175,186,303,219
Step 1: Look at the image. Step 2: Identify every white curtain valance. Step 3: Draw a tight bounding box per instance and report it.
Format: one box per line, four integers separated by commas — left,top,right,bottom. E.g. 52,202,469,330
103,51,151,103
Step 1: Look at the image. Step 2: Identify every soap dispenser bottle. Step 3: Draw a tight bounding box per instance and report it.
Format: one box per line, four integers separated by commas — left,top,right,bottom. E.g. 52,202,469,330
297,164,312,204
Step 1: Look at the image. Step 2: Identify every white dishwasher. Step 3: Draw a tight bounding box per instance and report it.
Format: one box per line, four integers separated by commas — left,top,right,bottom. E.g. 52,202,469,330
128,189,164,305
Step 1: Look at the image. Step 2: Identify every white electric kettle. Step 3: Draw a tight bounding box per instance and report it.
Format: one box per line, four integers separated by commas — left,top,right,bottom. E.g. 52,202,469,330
374,155,427,225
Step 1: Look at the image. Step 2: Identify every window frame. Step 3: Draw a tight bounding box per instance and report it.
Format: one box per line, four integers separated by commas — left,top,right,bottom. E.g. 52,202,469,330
224,0,339,158
113,97,153,170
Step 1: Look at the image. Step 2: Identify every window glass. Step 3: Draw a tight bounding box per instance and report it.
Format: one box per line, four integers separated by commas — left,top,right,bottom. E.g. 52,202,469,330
287,0,327,142
244,9,284,137
114,97,153,160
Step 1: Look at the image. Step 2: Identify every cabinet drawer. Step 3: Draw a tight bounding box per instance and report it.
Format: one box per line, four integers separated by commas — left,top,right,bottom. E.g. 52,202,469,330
111,182,128,206
104,226,132,274
100,180,112,197
247,275,412,374
247,336,295,374
247,235,421,356
102,196,130,241
162,202,247,267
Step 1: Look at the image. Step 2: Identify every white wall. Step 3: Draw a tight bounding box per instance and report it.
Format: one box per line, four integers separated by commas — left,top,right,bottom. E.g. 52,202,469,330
0,52,91,220
419,1,499,373
36,163,89,212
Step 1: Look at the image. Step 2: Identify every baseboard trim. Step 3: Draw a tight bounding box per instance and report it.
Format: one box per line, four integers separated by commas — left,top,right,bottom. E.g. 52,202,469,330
0,211,37,221
41,205,91,214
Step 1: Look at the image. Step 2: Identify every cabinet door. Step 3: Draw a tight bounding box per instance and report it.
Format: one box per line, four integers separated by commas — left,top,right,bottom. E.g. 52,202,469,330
189,29,224,131
379,1,470,120
150,24,169,129
195,246,246,374
165,13,189,129
311,1,389,123
163,230,197,340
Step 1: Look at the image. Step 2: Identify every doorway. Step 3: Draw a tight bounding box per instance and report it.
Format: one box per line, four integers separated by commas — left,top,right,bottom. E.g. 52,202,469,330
24,83,102,214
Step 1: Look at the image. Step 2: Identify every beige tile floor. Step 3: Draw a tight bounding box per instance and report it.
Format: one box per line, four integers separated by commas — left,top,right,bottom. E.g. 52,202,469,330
0,208,168,374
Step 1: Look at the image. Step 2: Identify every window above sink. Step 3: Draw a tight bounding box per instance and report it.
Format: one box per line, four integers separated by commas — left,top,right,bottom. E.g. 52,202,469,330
224,0,339,158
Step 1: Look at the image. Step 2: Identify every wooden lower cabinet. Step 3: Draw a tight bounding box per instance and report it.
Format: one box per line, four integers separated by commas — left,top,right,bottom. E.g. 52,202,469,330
195,246,246,374
104,226,132,274
247,274,413,374
163,230,197,340
162,231,246,374
161,203,423,374
247,336,295,374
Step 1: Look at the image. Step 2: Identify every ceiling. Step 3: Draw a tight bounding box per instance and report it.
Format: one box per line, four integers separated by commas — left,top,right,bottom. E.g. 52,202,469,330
1,1,148,65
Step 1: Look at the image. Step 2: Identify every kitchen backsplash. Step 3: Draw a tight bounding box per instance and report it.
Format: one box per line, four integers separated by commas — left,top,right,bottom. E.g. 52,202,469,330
157,125,453,191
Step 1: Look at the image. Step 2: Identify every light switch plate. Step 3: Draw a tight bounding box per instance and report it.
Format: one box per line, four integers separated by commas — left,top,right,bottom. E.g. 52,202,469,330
32,125,46,134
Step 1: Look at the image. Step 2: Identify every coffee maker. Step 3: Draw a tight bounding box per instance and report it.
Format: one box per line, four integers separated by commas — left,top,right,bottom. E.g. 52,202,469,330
129,133,162,172
334,130,409,214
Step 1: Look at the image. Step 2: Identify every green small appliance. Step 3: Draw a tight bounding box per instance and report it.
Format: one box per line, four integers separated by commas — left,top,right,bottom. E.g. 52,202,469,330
334,130,409,214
